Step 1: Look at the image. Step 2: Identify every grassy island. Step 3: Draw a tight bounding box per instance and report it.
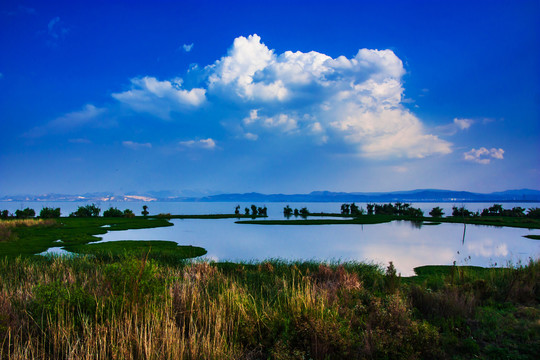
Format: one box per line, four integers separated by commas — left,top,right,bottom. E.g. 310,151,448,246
237,214,540,229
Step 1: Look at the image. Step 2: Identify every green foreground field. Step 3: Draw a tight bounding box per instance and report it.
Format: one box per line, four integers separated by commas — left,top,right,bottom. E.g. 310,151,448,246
0,255,538,359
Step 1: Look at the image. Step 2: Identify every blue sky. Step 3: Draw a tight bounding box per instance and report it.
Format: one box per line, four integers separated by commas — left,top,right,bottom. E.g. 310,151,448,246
1,0,539,196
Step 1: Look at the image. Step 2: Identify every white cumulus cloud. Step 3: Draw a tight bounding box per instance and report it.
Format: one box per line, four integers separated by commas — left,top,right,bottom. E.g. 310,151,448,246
112,77,206,119
205,34,451,158
179,138,216,150
464,147,504,164
109,34,452,158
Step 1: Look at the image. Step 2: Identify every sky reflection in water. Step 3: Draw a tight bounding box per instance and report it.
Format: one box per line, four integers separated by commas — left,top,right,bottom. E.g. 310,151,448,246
100,218,539,276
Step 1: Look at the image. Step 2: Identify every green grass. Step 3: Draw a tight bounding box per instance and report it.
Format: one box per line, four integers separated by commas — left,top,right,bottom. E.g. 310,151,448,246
524,234,540,240
0,216,173,257
66,240,207,262
156,213,266,219
434,216,540,229
0,256,537,359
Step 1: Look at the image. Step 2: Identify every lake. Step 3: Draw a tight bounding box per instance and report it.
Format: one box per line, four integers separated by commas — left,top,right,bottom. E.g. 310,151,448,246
2,201,539,276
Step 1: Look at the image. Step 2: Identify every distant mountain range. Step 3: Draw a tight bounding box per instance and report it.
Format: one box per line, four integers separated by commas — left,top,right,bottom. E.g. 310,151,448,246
1,189,540,203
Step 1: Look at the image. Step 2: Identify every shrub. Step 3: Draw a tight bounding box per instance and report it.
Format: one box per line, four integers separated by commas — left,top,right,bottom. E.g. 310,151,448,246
15,208,35,219
527,207,540,219
123,209,135,218
40,207,61,218
70,204,101,217
429,206,444,218
103,207,123,217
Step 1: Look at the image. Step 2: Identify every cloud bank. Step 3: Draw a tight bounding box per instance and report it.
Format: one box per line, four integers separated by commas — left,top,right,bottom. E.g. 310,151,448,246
112,34,452,158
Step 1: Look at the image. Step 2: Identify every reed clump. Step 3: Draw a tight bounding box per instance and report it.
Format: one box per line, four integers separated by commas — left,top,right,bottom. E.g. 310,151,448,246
0,256,538,359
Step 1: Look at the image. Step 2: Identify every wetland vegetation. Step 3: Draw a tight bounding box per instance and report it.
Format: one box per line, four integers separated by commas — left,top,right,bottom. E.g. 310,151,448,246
0,202,538,358
0,255,538,359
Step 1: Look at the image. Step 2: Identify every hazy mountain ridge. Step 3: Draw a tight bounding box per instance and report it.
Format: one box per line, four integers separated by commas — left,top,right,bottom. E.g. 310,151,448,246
1,189,539,203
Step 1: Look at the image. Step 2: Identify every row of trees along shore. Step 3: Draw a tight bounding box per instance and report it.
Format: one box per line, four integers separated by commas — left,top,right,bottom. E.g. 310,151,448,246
0,204,150,219
235,205,268,217
283,202,540,219
1,203,539,220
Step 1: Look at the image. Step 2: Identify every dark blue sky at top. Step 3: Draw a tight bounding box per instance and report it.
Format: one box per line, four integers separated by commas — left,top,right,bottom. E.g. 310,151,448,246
1,0,539,196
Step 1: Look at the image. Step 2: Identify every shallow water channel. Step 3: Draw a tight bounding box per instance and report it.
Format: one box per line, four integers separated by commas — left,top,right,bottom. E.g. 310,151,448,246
98,218,540,276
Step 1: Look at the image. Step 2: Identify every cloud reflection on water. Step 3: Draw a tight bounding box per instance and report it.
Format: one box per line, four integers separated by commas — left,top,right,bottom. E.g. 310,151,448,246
99,218,539,277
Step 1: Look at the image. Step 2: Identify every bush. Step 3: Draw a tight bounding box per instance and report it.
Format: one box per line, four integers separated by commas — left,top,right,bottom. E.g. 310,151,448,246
527,207,540,219
70,204,101,217
429,207,444,218
103,207,123,217
40,207,61,218
123,209,135,218
15,208,35,219
0,210,10,219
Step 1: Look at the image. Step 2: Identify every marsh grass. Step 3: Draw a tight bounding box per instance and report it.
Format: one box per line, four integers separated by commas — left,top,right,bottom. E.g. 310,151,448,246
0,219,56,242
0,217,173,257
0,255,537,359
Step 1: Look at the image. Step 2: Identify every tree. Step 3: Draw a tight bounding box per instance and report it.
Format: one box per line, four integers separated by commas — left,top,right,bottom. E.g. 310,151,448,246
40,207,61,218
299,207,309,218
234,205,240,215
452,206,472,217
341,204,350,215
141,205,149,217
251,204,258,216
511,207,525,217
123,209,135,218
70,204,101,217
429,207,444,218
367,204,374,215
527,207,540,219
488,204,503,216
283,205,293,218
15,208,35,219
350,203,363,215
293,208,299,217
0,210,9,219
103,207,123,217
245,207,250,216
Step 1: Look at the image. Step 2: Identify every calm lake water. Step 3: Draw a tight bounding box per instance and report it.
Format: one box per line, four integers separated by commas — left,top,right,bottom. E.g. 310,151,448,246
3,201,539,276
